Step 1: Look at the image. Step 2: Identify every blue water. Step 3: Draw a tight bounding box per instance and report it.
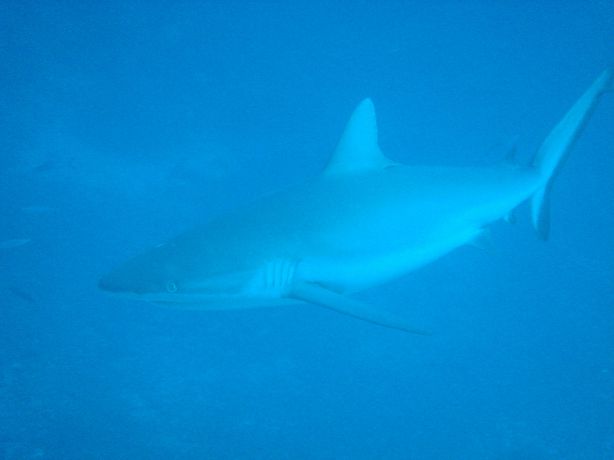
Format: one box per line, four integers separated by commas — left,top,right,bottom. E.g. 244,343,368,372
1,2,613,459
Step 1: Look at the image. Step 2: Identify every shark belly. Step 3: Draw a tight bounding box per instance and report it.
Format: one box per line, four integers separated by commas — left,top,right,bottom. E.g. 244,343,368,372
289,166,541,293
296,220,483,293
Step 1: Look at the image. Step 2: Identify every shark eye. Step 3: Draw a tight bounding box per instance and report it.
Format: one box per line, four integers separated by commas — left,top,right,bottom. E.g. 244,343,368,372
166,281,178,293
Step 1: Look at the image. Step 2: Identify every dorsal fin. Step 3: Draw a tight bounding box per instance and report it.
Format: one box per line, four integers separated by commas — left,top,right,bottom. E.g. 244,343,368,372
324,98,394,175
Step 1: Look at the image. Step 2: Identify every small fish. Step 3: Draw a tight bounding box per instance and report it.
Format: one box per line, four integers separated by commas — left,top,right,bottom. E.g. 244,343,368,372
0,238,31,249
8,286,36,304
20,206,54,215
32,158,59,173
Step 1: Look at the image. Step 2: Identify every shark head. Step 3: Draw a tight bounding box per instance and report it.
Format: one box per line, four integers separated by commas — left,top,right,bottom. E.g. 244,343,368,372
98,237,257,307
99,247,176,298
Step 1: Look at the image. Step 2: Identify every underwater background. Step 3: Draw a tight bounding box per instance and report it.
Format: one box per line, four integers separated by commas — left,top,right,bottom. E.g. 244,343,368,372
1,1,613,459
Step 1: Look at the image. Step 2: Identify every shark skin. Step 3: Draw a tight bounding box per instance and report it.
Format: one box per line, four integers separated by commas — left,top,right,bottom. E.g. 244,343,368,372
100,69,612,334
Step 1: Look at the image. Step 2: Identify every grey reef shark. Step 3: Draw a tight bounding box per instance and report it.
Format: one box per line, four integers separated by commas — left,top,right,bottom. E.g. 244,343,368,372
100,69,612,334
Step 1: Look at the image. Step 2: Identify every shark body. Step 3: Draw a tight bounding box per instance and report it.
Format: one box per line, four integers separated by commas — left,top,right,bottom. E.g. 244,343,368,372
100,70,611,333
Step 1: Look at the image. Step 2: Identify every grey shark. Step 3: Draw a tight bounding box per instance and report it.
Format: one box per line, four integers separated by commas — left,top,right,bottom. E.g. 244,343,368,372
100,70,612,333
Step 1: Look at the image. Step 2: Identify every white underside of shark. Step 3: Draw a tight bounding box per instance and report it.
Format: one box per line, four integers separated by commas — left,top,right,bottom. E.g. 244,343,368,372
100,69,612,334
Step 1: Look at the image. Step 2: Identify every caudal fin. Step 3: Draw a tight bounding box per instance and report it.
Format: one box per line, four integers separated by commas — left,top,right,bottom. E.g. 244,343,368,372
531,68,612,239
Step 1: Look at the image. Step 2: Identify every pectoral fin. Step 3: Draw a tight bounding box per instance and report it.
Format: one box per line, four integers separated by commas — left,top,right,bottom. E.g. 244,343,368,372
289,281,430,335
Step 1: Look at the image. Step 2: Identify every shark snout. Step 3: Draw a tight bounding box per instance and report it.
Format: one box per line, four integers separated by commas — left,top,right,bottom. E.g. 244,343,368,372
98,270,129,293
98,256,171,296
98,262,148,294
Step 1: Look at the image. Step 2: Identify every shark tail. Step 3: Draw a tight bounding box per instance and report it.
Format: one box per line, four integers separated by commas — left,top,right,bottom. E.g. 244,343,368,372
530,68,612,239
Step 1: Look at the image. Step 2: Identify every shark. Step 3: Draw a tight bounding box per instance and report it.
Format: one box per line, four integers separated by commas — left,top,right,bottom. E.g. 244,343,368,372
99,69,612,334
